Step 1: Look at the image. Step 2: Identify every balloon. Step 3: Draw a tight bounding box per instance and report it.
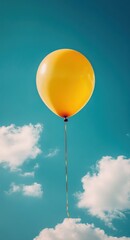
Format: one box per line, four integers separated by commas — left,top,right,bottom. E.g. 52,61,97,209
36,49,95,118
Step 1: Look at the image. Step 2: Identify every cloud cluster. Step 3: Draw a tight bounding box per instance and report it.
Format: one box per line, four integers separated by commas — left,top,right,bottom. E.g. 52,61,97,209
34,218,130,240
7,182,43,197
0,124,42,170
77,156,130,226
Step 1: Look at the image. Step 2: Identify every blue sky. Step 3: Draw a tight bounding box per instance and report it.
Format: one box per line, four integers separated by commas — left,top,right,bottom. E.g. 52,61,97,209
0,0,130,239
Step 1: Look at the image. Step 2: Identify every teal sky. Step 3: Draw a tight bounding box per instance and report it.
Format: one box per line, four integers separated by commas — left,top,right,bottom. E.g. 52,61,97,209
0,0,130,239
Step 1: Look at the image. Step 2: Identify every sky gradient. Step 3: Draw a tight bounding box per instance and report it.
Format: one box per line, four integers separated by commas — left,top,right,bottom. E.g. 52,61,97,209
0,0,130,239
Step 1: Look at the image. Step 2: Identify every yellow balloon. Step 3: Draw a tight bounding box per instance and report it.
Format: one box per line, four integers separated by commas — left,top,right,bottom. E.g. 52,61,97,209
36,49,95,118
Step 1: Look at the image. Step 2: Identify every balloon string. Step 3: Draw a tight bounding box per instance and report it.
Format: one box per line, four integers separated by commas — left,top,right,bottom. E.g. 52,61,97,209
64,118,70,218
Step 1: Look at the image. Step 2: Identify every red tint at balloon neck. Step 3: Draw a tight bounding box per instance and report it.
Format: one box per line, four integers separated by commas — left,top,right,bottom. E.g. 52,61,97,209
60,113,69,122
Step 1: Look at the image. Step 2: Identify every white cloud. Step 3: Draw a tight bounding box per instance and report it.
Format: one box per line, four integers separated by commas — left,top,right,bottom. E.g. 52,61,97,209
7,182,43,197
34,218,130,240
76,156,130,226
45,148,59,158
8,182,21,194
19,171,35,177
0,124,42,171
22,183,43,197
34,163,39,169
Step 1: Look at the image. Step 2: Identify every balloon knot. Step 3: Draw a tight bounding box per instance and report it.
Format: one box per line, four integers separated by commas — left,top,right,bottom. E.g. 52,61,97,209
64,117,68,122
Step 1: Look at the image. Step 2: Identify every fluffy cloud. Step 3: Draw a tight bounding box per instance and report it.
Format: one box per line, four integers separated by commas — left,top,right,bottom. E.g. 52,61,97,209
7,182,43,197
77,156,130,226
0,124,42,170
34,218,130,240
22,183,43,197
